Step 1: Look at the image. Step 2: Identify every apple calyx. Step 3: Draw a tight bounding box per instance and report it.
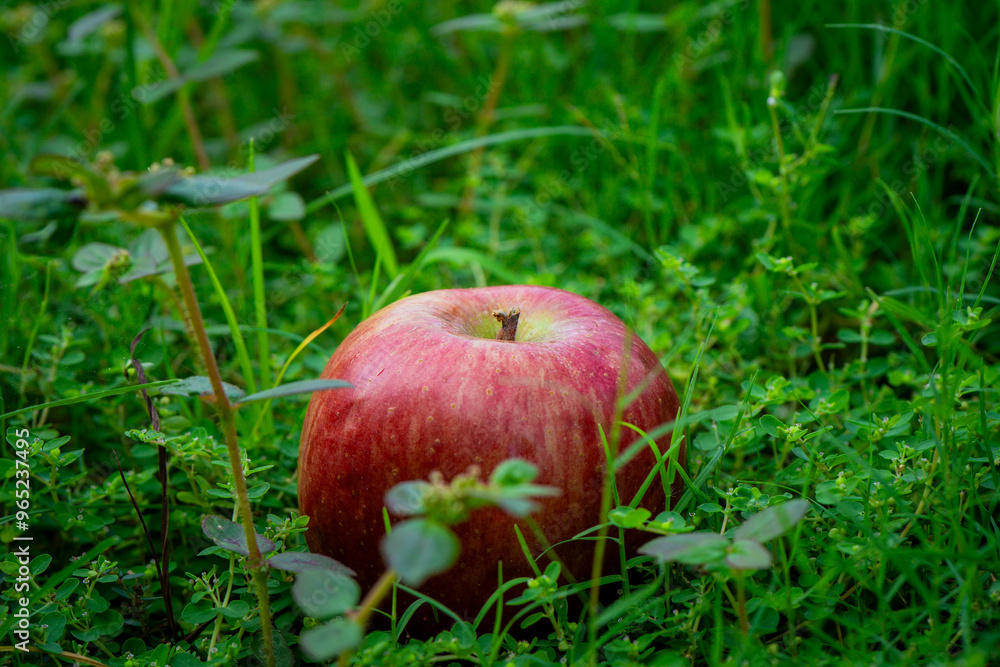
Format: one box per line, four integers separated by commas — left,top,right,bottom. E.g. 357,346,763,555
492,307,520,341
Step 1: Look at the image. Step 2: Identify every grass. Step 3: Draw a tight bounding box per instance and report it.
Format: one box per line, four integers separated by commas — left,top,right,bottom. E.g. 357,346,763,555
1,1,999,665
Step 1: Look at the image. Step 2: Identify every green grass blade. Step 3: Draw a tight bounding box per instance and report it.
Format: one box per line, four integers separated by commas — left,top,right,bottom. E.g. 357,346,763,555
835,107,995,178
346,150,400,278
0,380,180,420
826,24,981,100
373,218,450,312
307,126,596,214
248,139,273,435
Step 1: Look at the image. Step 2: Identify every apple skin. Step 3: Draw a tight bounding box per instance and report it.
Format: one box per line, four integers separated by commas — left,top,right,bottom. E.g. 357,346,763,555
298,285,683,623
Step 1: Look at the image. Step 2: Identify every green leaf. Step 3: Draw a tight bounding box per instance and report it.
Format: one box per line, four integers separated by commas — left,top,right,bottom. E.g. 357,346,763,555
168,652,205,667
293,569,360,619
267,551,355,576
218,600,250,619
384,481,430,516
489,458,539,486
181,600,218,625
759,414,783,437
163,154,319,206
72,243,124,273
733,499,810,543
726,539,773,570
235,379,352,405
93,610,124,636
140,49,260,104
200,515,276,557
372,218,450,311
638,532,728,565
0,187,86,221
300,618,363,661
608,506,652,528
30,155,113,203
161,376,246,401
268,191,306,221
381,518,459,587
817,389,850,414
345,150,399,277
65,6,122,47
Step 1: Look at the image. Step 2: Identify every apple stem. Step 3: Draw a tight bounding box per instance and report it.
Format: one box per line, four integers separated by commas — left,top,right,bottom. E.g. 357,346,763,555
492,307,520,341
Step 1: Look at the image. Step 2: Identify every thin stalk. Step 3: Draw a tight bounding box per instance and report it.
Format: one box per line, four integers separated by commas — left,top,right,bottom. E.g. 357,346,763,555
587,336,632,665
734,575,748,635
19,260,52,401
339,569,397,667
790,273,827,372
767,97,796,255
158,221,275,667
249,141,274,435
459,30,514,217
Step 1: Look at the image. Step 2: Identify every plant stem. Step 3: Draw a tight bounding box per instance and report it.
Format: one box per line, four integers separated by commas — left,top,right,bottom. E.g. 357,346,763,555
159,221,276,667
339,569,397,667
767,98,795,255
248,141,274,435
735,574,749,634
459,31,514,217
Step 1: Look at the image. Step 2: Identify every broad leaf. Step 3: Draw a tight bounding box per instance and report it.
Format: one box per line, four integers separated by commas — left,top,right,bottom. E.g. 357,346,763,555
639,532,728,565
0,187,86,221
180,600,217,625
299,619,362,661
732,499,810,543
140,50,260,104
267,551,355,576
384,481,430,516
163,155,319,207
235,379,351,405
72,243,123,272
381,518,459,587
161,376,246,401
759,414,783,437
489,458,538,486
608,506,652,529
726,539,773,570
267,191,306,221
293,569,360,619
29,155,112,203
65,6,122,47
200,515,276,557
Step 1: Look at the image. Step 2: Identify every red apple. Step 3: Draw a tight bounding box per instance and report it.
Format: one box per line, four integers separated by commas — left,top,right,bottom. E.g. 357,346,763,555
298,285,683,623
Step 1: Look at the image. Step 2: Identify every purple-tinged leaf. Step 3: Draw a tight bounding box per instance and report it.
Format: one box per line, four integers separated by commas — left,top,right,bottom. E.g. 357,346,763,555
163,155,320,207
267,551,355,576
201,515,275,557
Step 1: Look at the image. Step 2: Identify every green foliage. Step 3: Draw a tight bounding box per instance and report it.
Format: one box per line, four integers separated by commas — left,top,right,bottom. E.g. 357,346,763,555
1,0,999,665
